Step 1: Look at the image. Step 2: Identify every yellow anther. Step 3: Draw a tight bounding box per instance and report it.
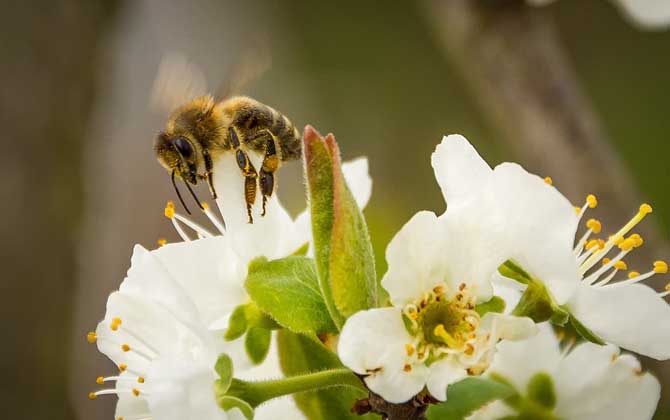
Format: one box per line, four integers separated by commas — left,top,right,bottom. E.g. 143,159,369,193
132,388,140,397
586,219,602,234
138,377,145,384
408,311,419,321
88,392,97,400
614,260,628,271
87,332,97,344
666,283,670,292
587,194,598,209
433,285,445,296
602,258,611,265
110,317,122,331
654,261,668,274
631,234,644,247
117,418,125,420
586,239,599,250
628,271,640,279
575,206,582,215
464,343,475,356
597,239,605,250
405,344,415,357
119,364,127,372
618,238,636,251
544,176,553,185
96,376,104,385
640,203,653,215
121,344,131,352
403,364,412,373
201,202,209,210
164,202,175,219
157,238,167,247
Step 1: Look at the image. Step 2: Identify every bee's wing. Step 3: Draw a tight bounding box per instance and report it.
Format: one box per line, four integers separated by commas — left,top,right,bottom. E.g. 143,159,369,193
150,51,209,114
214,40,272,100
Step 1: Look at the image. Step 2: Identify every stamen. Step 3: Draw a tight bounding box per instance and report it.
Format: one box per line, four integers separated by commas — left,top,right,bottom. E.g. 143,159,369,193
583,249,630,285
111,320,160,356
405,344,415,357
544,176,553,185
173,213,214,238
403,364,412,373
157,238,167,247
580,204,653,274
165,202,191,242
586,219,602,234
202,202,226,234
88,388,136,400
654,261,668,274
659,284,670,298
120,344,154,361
87,332,97,344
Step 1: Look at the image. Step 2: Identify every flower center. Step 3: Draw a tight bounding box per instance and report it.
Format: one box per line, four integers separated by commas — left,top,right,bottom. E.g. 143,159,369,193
420,300,475,349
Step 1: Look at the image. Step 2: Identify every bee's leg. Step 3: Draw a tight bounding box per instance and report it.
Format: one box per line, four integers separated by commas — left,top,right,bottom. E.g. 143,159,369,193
258,131,280,217
230,127,258,223
202,149,217,199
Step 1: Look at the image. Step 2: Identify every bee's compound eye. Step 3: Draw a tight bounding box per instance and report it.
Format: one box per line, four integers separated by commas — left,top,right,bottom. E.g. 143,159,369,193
173,137,193,158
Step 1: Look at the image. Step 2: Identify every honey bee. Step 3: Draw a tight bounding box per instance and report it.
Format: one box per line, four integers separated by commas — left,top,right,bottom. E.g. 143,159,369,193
151,51,302,223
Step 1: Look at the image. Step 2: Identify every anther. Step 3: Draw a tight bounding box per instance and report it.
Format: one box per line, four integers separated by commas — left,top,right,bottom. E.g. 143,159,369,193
96,376,104,385
614,260,628,271
157,238,167,247
110,317,122,331
405,344,415,357
119,364,127,372
575,206,582,215
654,261,668,274
628,271,640,279
88,392,97,400
586,219,602,234
138,377,145,384
164,201,175,219
122,344,131,352
132,388,140,397
587,194,598,209
403,364,412,373
87,332,97,344
544,176,553,185
640,203,653,215
602,258,611,265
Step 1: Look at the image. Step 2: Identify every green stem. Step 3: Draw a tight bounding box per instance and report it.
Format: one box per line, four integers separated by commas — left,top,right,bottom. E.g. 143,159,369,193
226,367,365,407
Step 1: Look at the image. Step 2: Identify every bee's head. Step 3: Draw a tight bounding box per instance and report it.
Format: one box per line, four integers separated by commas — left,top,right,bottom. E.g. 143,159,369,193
154,132,198,184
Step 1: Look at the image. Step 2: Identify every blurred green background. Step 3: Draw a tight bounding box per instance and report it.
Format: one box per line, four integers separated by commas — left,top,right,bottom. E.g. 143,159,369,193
1,0,668,419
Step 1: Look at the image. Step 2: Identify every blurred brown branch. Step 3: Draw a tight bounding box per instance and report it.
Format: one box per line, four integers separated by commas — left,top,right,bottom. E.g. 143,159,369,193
420,0,669,411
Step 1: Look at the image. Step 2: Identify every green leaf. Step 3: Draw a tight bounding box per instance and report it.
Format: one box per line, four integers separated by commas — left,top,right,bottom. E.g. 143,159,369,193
217,396,254,420
214,354,233,392
475,296,506,317
568,314,605,345
224,302,280,341
426,378,516,420
276,329,374,420
499,260,533,285
245,327,271,365
526,373,556,409
291,242,310,256
304,126,377,329
245,256,337,334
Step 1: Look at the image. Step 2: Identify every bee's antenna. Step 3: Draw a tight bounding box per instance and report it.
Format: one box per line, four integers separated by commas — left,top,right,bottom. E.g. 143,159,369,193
183,178,205,211
171,170,192,215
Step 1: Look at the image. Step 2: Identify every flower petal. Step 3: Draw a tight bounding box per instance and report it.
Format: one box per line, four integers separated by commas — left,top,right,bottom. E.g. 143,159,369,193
382,211,449,305
612,0,670,29
466,401,516,420
568,283,670,360
468,163,580,304
485,323,561,392
426,358,468,401
555,343,660,420
342,157,373,210
431,134,492,210
338,308,427,403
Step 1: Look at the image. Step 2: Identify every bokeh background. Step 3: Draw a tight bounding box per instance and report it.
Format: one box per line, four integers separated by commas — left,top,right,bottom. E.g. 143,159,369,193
2,0,669,419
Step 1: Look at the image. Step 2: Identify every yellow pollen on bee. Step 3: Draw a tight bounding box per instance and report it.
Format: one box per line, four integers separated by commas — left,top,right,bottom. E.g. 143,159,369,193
121,344,131,352
544,176,553,185
614,260,628,270
628,271,640,279
403,364,412,373
653,261,668,274
164,201,175,219
132,388,140,397
157,238,167,247
96,376,104,385
405,344,415,356
119,364,127,372
138,377,145,384
88,392,97,400
586,219,602,234
87,332,97,344
587,194,598,209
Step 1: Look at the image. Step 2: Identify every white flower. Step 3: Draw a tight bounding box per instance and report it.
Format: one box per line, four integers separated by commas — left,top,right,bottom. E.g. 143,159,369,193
467,324,660,420
527,0,670,30
432,134,670,360
158,156,372,332
338,211,536,404
88,246,240,420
